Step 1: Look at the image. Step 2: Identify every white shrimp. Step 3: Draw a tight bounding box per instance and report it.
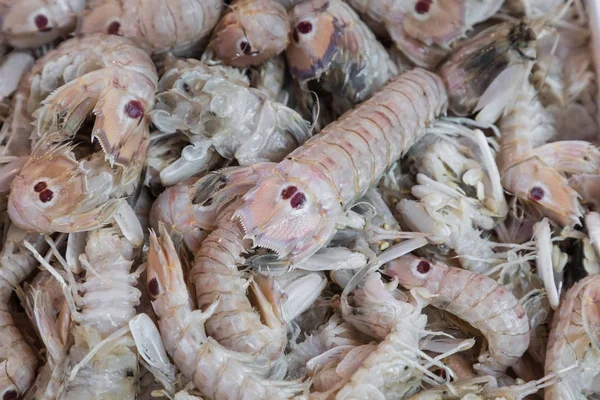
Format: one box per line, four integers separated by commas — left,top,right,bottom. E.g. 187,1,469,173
146,224,306,399
150,57,310,186
386,255,531,376
27,224,143,399
0,223,47,399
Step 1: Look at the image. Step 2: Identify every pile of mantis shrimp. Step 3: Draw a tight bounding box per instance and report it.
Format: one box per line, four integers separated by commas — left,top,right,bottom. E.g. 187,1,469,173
0,0,599,398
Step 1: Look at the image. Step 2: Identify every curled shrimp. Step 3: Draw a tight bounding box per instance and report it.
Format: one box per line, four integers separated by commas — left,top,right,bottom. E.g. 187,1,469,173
78,0,222,57
146,225,306,399
190,198,289,361
206,0,289,67
385,255,531,376
149,176,219,254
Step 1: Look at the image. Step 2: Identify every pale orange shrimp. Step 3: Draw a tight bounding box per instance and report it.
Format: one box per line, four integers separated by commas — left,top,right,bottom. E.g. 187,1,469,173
0,0,86,49
146,225,306,399
149,177,219,254
497,77,590,228
7,34,157,234
190,198,288,361
344,0,504,68
206,0,289,67
385,255,531,376
286,0,398,114
78,0,222,57
544,274,600,399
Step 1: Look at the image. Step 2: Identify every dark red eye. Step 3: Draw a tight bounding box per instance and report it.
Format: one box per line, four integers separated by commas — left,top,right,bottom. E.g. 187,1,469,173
34,14,50,31
530,186,544,201
296,21,313,34
239,40,252,55
124,100,144,118
3,390,18,400
281,186,298,200
107,21,121,35
34,181,47,192
416,260,430,274
290,192,306,209
414,0,433,14
39,189,54,203
148,277,159,297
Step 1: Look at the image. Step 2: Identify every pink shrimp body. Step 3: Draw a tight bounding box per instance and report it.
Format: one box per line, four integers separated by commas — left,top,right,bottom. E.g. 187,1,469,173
544,275,600,399
149,178,218,253
207,0,289,67
385,254,531,376
233,68,447,263
0,0,86,49
147,226,305,399
286,0,398,111
78,0,222,56
190,199,287,360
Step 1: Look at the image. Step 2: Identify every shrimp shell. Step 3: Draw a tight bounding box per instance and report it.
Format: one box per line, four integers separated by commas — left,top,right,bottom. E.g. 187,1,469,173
206,0,289,67
286,0,399,112
385,255,531,376
233,68,447,263
0,0,86,49
0,227,47,399
190,199,287,361
147,225,305,400
544,274,600,399
78,0,222,56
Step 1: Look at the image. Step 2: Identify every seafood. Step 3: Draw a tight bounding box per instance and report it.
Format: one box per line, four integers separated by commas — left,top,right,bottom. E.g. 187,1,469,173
149,177,218,253
29,224,142,399
78,0,222,57
190,198,288,361
345,0,504,68
0,225,47,398
233,68,447,264
0,0,86,49
438,21,537,116
544,274,600,399
385,255,531,376
249,55,287,102
335,273,449,398
205,0,289,67
7,34,158,233
286,0,399,114
147,225,306,399
497,76,592,228
151,57,310,186
24,270,70,400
